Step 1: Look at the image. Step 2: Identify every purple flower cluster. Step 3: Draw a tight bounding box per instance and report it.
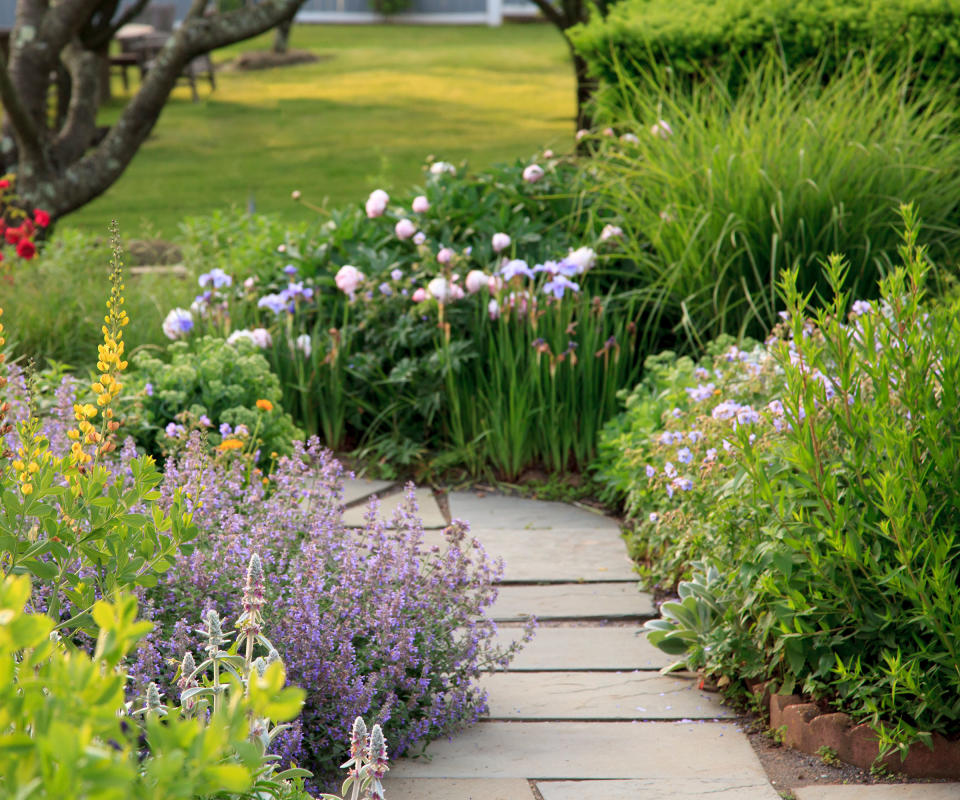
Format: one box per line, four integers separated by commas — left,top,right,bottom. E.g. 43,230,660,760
129,434,530,787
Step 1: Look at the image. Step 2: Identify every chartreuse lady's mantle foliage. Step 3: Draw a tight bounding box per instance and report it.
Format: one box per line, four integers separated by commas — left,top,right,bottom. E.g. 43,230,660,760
598,207,960,757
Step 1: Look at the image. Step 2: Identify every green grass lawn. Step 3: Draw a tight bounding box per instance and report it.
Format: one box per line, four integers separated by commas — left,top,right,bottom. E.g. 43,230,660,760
65,23,574,238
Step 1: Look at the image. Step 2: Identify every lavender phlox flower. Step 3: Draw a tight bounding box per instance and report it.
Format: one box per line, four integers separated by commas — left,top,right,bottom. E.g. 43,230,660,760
645,464,656,478
852,300,872,316
664,461,677,478
283,264,298,276
219,423,232,437
722,439,732,452
379,282,393,296
391,268,404,281
501,259,533,281
234,424,249,436
670,407,682,418
145,382,154,397
672,477,693,492
677,447,693,464
198,415,212,427
659,431,678,446
165,422,185,439
735,406,759,426
712,400,741,420
686,382,716,403
687,430,703,443
703,448,717,463
694,367,709,380
649,512,659,523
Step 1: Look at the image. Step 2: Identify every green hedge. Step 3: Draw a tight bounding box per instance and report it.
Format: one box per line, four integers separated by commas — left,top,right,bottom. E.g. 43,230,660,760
571,0,960,105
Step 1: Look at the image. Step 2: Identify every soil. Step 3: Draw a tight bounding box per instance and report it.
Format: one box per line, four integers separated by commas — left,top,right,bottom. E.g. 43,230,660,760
746,723,955,798
223,50,328,71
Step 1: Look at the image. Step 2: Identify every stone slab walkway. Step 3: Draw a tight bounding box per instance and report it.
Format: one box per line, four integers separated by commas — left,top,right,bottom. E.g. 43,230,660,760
340,482,947,799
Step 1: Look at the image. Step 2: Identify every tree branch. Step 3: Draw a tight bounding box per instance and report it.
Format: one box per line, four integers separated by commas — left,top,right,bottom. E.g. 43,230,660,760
45,0,308,216
527,0,568,31
39,0,104,52
0,52,45,165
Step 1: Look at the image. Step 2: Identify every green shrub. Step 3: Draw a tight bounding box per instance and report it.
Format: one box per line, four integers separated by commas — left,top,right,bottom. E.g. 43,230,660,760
570,0,960,106
128,336,303,460
581,58,960,346
598,208,960,756
0,229,196,368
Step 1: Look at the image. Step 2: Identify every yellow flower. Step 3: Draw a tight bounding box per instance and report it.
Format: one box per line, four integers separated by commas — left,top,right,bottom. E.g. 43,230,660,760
256,399,273,412
20,483,32,496
217,438,244,451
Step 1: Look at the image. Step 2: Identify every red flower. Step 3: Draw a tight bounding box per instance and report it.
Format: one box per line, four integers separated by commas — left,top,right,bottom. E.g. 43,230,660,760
33,209,50,228
5,226,21,246
0,180,9,190
16,239,36,260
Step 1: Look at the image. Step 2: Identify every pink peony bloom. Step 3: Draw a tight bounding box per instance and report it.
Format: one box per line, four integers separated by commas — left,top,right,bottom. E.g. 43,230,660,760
437,247,455,265
488,274,503,293
412,195,430,213
427,276,450,303
522,164,544,183
465,270,489,294
449,283,465,301
335,264,365,295
365,189,389,218
412,287,428,302
491,232,511,253
395,218,417,240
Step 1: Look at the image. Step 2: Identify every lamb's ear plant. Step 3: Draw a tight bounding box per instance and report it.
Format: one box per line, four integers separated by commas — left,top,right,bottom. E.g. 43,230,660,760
320,716,390,800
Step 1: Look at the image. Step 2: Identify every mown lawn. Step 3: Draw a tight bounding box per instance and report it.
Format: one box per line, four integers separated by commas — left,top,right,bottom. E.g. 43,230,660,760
65,23,574,238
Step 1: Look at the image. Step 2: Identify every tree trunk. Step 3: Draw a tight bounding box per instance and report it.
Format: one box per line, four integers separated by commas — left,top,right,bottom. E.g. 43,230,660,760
273,18,292,54
571,48,595,132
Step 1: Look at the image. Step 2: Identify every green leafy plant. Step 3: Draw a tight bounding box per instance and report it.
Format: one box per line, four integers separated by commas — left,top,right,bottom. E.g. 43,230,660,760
128,336,303,461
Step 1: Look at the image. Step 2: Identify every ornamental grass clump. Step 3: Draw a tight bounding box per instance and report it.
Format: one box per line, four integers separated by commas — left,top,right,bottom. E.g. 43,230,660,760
583,55,960,347
133,433,532,787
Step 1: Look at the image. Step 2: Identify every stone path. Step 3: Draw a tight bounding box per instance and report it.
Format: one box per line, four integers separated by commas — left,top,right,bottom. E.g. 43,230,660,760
342,482,960,800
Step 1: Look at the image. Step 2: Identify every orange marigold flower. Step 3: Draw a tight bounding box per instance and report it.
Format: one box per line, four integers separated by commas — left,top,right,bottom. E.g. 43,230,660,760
218,438,244,451
256,398,273,412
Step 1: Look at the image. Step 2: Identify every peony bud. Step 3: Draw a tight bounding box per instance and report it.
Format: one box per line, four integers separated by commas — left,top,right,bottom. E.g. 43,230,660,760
650,119,673,139
491,232,511,253
488,298,500,319
291,190,301,200
522,164,544,183
413,231,426,245
600,224,624,242
365,189,389,218
465,270,488,294
395,218,416,240
412,195,430,213
437,247,455,265
412,287,428,302
427,277,450,303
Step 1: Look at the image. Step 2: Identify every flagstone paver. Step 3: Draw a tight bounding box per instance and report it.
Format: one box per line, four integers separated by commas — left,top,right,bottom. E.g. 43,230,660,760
341,477,394,506
388,779,535,799
342,487,447,528
422,527,636,582
537,779,780,799
391,721,763,780
494,626,671,671
482,671,736,720
491,582,654,621
448,491,620,532
794,786,960,800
